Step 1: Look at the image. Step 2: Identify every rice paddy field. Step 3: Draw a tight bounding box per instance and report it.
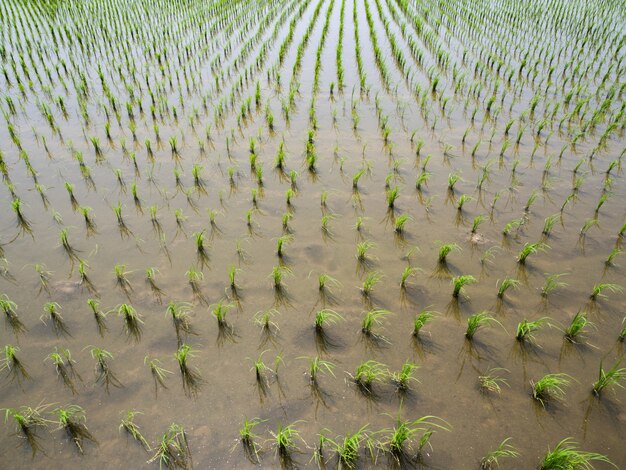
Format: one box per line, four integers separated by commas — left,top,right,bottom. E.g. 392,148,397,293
1,0,625,468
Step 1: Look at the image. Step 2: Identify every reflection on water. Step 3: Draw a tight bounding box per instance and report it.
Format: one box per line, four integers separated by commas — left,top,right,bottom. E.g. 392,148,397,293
0,0,625,467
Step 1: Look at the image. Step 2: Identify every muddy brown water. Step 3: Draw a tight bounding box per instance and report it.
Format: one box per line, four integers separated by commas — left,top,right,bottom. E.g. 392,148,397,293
0,0,625,468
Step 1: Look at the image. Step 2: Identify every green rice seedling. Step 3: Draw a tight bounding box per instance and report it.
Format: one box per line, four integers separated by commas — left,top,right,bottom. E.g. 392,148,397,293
354,216,367,233
251,351,273,385
531,373,572,406
415,170,431,191
320,191,329,208
1,344,29,382
542,214,560,237
451,275,477,298
496,278,520,299
481,437,520,469
314,309,344,334
471,215,486,234
53,405,96,454
356,241,375,263
79,206,97,234
275,142,286,170
457,194,472,211
394,214,411,233
517,242,548,264
564,311,594,343
169,136,179,157
235,241,250,265
148,423,191,469
46,347,80,394
119,410,149,451
113,202,130,235
447,172,462,191
90,136,102,157
131,182,141,210
114,264,132,292
589,283,623,300
87,299,107,336
321,214,335,236
317,273,341,295
361,271,383,297
580,218,598,239
307,146,318,172
285,188,296,207
281,212,293,232
516,318,550,344
289,170,298,190
145,268,164,303
274,352,284,379
255,165,264,187
390,360,419,392
117,303,143,341
207,209,221,235
352,168,365,190
211,301,233,330
193,231,209,265
238,417,265,462
413,308,436,336
502,218,523,236
361,308,391,336
11,198,32,234
90,347,121,392
438,242,460,263
481,247,498,268
619,318,626,341
41,301,70,336
478,368,509,394
592,361,626,396
270,421,303,459
34,263,52,295
466,311,502,340
386,186,399,208
399,266,420,289
59,228,79,259
352,359,387,393
269,265,292,291
312,429,332,468
144,356,171,396
175,208,187,234
334,425,369,468
0,294,26,335
303,356,335,385
77,260,97,295
539,438,614,469
175,344,202,397
595,194,609,214
253,309,280,339
276,234,293,258
185,266,205,302
192,164,204,189
167,302,196,345
560,194,575,213
541,273,568,297
382,415,449,460
3,403,51,456
605,247,623,267
227,265,241,290
524,191,539,213
116,169,126,190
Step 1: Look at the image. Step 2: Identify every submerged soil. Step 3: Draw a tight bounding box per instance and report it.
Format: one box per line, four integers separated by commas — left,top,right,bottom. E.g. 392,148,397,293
0,0,624,468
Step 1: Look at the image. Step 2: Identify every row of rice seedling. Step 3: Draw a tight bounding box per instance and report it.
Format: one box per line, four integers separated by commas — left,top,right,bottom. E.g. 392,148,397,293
0,0,623,466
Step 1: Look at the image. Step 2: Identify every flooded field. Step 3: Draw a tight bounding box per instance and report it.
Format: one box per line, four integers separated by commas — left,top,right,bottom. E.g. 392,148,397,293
0,0,625,468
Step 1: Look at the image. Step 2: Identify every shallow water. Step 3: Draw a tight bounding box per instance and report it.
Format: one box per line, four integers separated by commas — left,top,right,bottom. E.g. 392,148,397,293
0,0,625,468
